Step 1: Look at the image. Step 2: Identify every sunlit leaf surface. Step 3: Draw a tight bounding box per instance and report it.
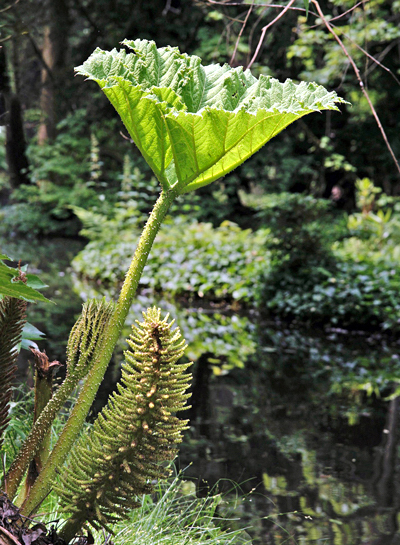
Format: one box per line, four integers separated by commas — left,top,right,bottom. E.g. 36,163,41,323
76,39,346,193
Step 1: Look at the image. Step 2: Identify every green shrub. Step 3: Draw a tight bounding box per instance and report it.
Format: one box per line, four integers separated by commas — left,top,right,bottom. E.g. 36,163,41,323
0,182,101,237
252,189,400,330
0,110,122,237
73,217,271,303
262,260,400,329
337,178,400,265
254,192,345,269
27,111,91,186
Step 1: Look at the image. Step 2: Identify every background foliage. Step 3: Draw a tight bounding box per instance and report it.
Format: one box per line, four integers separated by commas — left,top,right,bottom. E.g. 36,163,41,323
1,2,400,543
1,0,399,411
2,0,399,328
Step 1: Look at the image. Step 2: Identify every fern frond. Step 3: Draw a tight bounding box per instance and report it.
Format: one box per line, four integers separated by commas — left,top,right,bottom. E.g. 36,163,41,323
57,307,192,539
0,295,27,452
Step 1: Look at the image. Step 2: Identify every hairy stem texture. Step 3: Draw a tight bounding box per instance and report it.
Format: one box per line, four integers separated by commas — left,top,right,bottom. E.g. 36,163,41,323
5,299,114,501
20,188,177,518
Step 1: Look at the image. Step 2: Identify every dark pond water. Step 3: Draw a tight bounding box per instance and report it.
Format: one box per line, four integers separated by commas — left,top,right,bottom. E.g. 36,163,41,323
4,237,400,545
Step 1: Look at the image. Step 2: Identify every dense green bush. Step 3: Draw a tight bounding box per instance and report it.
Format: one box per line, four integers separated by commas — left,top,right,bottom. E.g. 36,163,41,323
28,111,92,186
254,192,345,268
337,178,400,265
0,111,119,237
71,181,400,332
73,217,271,303
257,184,400,329
262,260,400,330
0,182,98,237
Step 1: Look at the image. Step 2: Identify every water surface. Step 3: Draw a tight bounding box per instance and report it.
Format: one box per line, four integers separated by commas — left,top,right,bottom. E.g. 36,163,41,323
4,237,400,544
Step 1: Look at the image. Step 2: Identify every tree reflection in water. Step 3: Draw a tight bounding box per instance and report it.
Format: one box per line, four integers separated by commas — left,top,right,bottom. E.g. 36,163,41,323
4,235,400,545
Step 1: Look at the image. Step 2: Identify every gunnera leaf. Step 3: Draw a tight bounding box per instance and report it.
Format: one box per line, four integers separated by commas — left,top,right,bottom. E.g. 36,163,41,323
57,307,192,536
75,39,347,194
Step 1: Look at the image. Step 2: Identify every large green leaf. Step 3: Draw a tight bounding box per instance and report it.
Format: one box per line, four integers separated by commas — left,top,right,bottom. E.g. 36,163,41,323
76,39,346,194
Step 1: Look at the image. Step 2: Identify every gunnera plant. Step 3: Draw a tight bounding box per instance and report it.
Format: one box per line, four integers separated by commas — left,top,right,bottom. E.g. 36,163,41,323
0,38,345,543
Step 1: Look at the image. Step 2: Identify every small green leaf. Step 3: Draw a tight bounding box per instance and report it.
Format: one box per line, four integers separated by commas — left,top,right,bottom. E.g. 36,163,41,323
0,256,52,303
22,322,46,341
24,273,49,291
20,323,45,350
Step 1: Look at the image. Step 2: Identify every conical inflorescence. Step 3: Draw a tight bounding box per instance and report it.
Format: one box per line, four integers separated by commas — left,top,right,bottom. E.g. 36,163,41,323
57,307,192,536
66,298,116,379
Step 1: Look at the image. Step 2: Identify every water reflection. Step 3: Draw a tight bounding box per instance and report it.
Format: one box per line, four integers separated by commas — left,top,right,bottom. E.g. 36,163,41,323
74,283,400,543
3,238,400,544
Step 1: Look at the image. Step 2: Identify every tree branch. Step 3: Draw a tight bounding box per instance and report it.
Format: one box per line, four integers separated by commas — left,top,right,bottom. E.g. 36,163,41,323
312,0,400,177
230,0,254,65
246,0,297,69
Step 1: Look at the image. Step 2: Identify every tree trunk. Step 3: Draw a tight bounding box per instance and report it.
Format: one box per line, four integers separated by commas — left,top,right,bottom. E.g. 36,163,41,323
37,0,69,145
0,47,30,189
